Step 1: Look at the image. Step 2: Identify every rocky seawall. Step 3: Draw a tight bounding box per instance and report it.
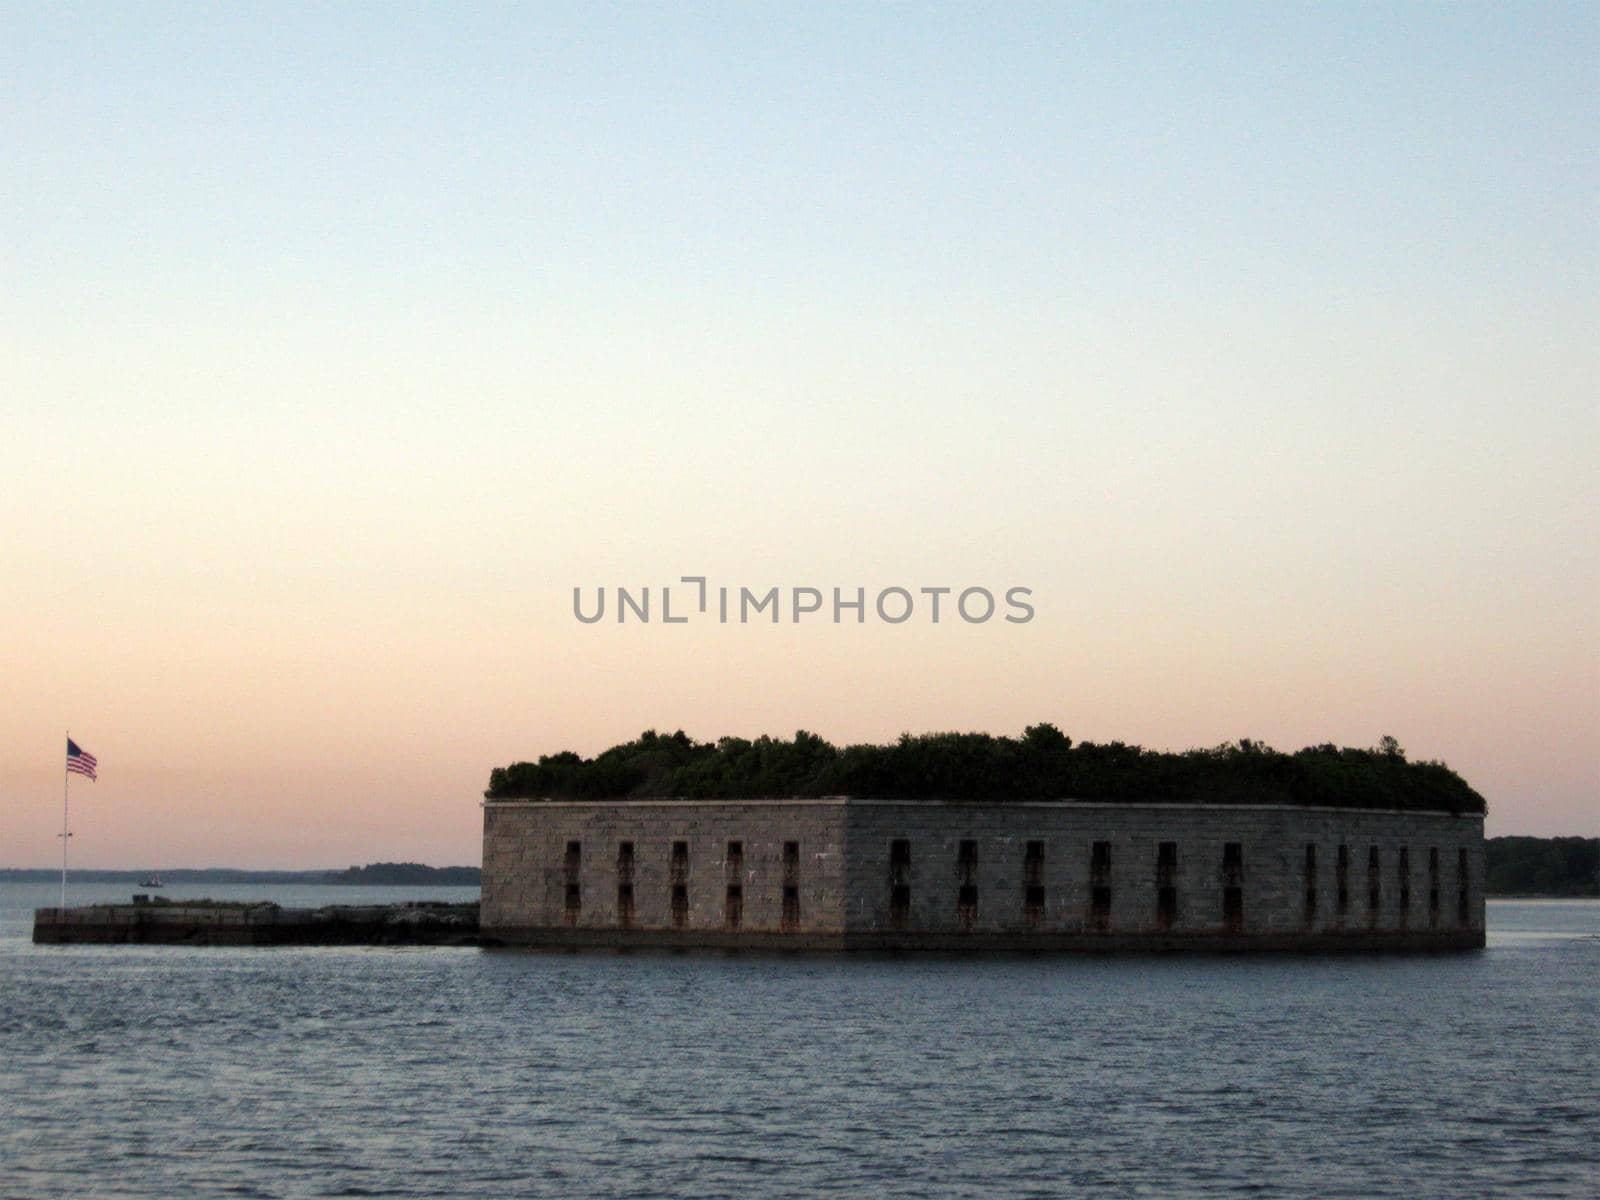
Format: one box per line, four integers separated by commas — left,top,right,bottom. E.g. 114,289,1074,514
33,901,479,946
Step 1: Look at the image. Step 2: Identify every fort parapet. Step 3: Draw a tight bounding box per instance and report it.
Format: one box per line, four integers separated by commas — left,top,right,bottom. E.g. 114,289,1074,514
481,799,1485,951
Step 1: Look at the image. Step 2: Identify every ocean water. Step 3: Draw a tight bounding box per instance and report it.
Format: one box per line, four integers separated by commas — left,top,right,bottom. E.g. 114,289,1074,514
0,886,1594,1199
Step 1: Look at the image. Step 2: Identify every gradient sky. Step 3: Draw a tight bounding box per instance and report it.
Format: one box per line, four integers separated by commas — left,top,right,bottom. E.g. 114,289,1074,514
3,3,1595,868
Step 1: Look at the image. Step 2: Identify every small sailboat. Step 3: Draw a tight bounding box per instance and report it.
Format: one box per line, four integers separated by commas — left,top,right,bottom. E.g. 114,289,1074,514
140,873,165,889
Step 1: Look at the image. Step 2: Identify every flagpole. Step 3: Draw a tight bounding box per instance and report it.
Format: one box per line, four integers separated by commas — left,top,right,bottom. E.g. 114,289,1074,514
61,731,70,913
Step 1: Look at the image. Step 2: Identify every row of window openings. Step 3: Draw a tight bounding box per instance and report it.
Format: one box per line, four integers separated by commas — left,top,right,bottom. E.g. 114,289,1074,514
1310,845,1471,927
888,840,1471,932
564,840,800,930
562,838,1472,931
892,840,1233,932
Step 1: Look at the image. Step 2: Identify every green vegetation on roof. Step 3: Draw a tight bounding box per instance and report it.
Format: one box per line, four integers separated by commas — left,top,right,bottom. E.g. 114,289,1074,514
485,726,1487,814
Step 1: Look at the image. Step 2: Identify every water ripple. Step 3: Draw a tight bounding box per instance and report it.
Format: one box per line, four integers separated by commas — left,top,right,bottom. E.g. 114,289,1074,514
0,894,1595,1198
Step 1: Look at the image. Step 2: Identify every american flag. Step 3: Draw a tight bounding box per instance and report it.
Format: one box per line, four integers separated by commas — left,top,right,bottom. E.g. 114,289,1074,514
67,738,97,781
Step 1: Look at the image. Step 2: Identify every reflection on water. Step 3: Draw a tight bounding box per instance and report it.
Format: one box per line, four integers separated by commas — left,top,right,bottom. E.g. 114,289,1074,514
0,890,1594,1199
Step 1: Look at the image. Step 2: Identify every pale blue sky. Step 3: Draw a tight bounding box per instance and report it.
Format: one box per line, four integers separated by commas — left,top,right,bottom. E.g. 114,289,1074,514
2,4,1595,864
7,5,1595,303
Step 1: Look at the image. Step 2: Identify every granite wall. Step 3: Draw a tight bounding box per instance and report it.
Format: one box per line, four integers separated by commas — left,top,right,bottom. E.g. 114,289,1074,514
481,799,1484,951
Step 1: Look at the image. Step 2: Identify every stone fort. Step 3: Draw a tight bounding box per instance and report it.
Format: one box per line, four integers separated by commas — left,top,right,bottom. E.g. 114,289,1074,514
481,797,1485,950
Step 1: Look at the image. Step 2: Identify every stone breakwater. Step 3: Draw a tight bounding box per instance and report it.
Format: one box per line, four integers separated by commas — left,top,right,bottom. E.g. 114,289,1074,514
32,902,480,946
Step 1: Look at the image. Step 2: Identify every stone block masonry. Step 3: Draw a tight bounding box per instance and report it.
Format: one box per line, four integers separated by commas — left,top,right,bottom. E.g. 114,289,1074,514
481,799,1485,951
483,800,849,947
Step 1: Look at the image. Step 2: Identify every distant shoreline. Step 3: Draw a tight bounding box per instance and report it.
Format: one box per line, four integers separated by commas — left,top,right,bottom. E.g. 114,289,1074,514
2,836,1592,896
0,872,1582,899
0,864,480,886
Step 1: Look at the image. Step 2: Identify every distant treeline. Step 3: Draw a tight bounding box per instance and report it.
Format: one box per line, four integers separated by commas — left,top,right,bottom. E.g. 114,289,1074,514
1486,837,1598,897
485,726,1487,814
0,864,481,886
0,868,333,884
329,863,480,885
